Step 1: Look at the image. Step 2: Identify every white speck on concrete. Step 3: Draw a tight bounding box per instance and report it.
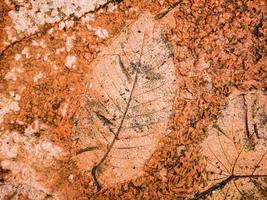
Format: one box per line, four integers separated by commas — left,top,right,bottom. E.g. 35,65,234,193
4,26,14,42
66,35,75,52
39,40,46,48
0,132,18,159
22,47,30,58
56,47,65,55
11,37,17,42
33,72,44,82
68,174,74,183
0,95,20,124
16,120,24,125
41,141,62,156
14,53,22,61
24,120,39,136
32,40,39,46
53,64,59,70
60,102,69,117
65,20,74,29
107,3,118,12
82,13,95,22
9,91,21,101
65,55,76,69
86,24,93,30
59,21,66,30
32,40,46,48
95,27,109,39
204,75,213,91
34,54,40,59
48,28,54,34
43,54,49,61
158,0,165,6
4,67,24,81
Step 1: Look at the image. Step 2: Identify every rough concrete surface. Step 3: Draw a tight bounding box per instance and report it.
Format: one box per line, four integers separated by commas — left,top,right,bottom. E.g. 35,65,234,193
0,0,266,199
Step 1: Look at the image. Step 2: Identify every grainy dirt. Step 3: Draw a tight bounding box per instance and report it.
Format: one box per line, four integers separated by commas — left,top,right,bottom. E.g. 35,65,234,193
0,0,266,199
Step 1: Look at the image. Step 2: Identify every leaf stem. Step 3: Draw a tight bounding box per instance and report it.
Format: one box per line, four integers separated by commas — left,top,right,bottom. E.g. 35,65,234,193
91,71,138,191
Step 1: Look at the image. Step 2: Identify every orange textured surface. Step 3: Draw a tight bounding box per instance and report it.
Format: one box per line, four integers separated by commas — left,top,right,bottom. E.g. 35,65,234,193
0,0,266,199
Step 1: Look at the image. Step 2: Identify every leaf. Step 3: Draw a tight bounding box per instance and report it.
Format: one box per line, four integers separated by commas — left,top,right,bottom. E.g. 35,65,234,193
74,13,177,190
197,91,267,200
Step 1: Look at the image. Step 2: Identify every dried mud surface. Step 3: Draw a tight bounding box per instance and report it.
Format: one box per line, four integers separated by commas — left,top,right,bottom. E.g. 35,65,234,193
0,0,266,199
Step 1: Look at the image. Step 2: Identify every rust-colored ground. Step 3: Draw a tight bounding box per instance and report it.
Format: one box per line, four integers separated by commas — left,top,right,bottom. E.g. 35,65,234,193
0,0,266,199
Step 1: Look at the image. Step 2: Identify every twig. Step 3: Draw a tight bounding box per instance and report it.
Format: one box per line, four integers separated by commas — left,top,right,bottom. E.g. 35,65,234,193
190,175,235,200
76,146,98,155
190,174,267,200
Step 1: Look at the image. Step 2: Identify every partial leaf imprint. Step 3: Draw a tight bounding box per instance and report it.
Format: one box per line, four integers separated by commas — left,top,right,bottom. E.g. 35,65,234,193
200,91,267,200
74,13,176,190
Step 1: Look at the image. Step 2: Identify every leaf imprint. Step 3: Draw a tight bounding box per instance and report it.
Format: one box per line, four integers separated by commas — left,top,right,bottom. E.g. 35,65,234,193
74,13,177,191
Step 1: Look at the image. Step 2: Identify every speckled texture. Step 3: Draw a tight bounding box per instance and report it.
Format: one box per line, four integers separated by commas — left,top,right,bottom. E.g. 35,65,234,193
0,0,266,199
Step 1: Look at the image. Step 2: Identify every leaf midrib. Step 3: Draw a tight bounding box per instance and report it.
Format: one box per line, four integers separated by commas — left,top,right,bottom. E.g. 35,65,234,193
91,70,138,191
